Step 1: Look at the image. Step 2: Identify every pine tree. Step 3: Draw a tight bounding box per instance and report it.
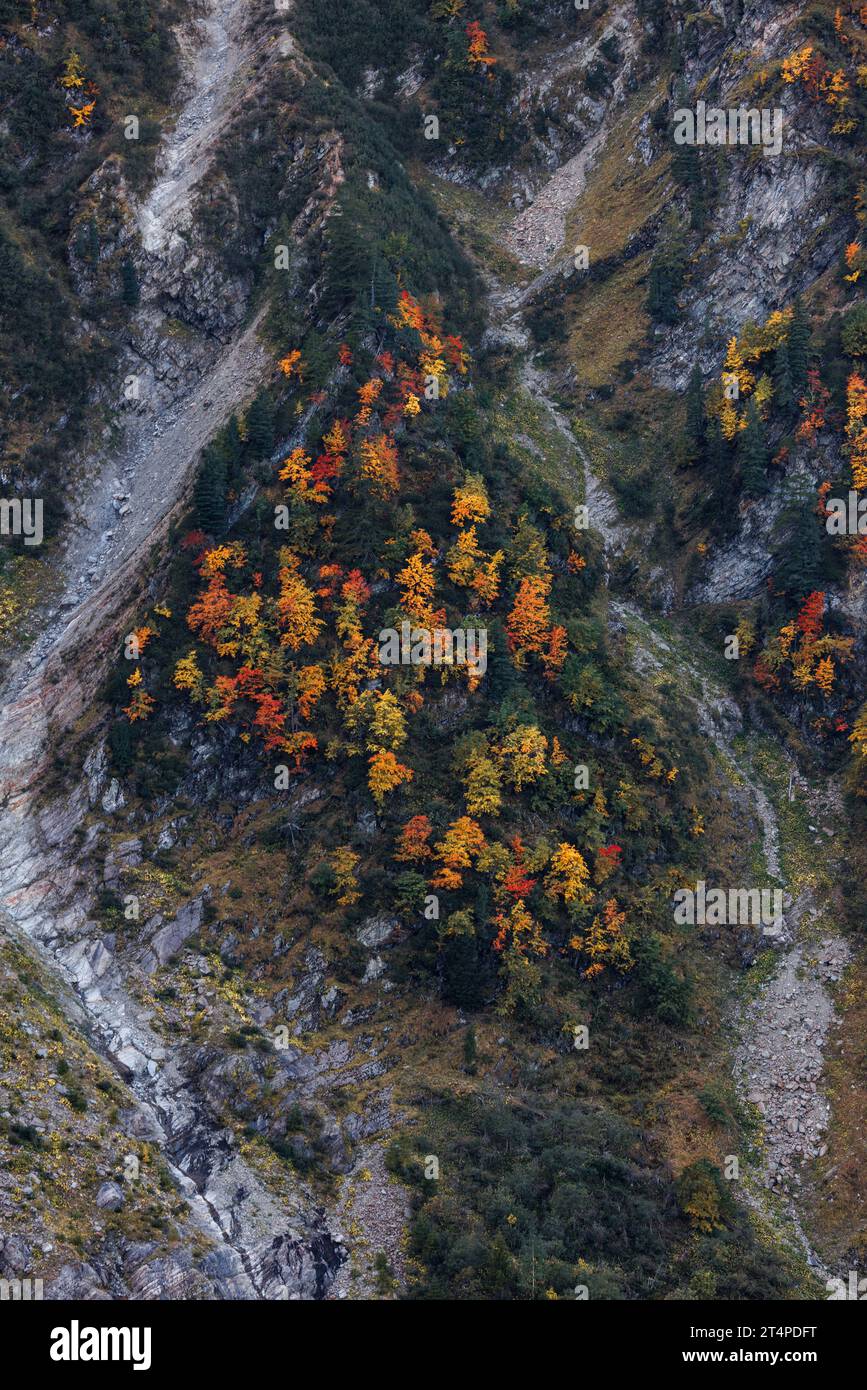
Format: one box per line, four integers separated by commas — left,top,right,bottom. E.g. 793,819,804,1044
689,174,708,234
772,341,794,412
706,417,726,473
194,445,227,535
121,259,140,307
224,414,243,489
647,219,687,325
246,390,274,458
773,489,826,601
788,295,810,392
737,398,768,497
370,258,399,318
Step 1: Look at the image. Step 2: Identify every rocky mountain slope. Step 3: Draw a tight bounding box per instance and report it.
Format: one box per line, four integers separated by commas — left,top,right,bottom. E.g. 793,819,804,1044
1,0,865,1300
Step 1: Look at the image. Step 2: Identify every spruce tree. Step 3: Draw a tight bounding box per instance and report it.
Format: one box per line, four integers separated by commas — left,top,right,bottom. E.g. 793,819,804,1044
323,193,373,316
193,445,227,535
671,135,705,232
121,258,140,307
737,398,768,497
773,491,826,601
647,221,687,324
772,341,794,412
705,417,727,476
441,933,485,1009
370,258,399,318
787,295,810,392
689,175,708,233
702,419,739,539
224,414,243,490
224,413,242,464
245,390,274,458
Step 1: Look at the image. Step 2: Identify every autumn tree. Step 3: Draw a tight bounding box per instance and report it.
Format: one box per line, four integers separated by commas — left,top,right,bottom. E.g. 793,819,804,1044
277,549,323,650
394,815,433,861
123,668,154,723
544,843,592,906
846,370,867,490
368,749,414,806
359,433,399,499
570,899,633,978
506,573,552,663
397,541,439,625
329,846,361,907
296,664,326,720
60,51,85,88
492,899,547,957
451,473,490,527
173,650,205,701
496,724,549,791
463,751,502,817
465,20,496,73
432,816,486,890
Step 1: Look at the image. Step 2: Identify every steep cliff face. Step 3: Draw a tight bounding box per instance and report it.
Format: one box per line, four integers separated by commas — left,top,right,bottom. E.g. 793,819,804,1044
2,0,865,1300
0,0,347,1300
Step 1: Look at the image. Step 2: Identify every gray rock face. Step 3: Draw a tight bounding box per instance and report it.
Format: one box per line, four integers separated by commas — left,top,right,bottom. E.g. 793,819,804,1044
0,1235,32,1274
45,1262,111,1301
141,893,208,972
652,158,842,393
103,838,143,887
95,1181,125,1212
356,914,399,950
362,955,385,984
83,744,109,807
101,779,126,814
0,0,345,1304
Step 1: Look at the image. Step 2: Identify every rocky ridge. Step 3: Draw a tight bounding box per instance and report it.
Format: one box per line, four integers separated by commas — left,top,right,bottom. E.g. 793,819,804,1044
0,0,346,1300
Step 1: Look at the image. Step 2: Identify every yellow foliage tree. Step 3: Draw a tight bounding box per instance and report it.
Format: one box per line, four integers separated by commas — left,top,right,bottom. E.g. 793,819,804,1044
451,473,490,527
431,816,486,889
173,650,205,701
60,51,85,88
330,846,361,906
569,899,633,979
368,749,414,806
496,724,549,791
277,550,323,650
463,753,502,817
544,843,592,906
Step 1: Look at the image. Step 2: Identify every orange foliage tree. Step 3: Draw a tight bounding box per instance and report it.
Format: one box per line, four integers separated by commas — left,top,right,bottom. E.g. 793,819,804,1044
431,816,486,890
394,815,433,861
277,549,323,650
